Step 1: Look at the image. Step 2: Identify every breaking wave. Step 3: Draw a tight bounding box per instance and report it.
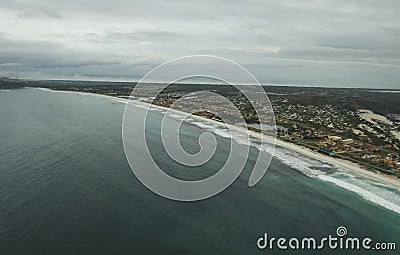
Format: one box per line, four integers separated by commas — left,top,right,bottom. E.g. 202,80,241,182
183,115,400,215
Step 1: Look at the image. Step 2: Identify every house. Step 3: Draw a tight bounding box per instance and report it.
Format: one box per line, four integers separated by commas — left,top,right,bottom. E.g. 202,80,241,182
328,135,342,141
342,138,354,145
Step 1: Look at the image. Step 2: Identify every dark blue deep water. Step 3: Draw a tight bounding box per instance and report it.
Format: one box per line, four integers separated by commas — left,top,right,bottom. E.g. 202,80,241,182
0,88,399,254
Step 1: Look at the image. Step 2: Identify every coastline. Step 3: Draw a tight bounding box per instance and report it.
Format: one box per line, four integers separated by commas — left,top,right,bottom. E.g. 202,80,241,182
141,97,400,190
38,88,400,190
274,139,400,189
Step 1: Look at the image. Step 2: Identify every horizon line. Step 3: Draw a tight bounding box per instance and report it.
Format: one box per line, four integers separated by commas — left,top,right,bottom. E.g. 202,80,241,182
1,76,399,91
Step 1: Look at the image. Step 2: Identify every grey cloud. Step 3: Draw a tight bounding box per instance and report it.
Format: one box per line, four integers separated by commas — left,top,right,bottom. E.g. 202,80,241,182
276,46,400,65
2,0,61,19
0,36,135,71
0,0,399,88
84,30,183,44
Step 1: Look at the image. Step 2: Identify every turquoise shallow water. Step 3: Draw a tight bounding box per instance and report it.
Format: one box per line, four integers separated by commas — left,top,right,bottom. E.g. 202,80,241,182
0,88,399,255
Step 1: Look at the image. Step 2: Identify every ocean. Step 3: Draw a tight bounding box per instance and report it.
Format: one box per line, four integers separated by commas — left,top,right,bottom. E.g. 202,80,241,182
0,88,399,254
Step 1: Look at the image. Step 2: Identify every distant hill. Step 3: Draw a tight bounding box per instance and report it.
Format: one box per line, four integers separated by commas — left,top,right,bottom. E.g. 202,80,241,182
0,77,137,89
0,77,30,89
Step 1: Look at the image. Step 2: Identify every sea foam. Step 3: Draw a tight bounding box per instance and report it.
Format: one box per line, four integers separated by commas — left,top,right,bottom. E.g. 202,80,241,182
185,116,400,215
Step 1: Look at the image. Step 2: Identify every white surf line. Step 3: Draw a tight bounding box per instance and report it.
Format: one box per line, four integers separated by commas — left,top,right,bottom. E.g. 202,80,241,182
318,174,400,215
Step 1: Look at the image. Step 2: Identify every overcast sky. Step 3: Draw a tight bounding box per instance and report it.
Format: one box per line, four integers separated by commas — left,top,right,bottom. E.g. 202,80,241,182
0,0,399,88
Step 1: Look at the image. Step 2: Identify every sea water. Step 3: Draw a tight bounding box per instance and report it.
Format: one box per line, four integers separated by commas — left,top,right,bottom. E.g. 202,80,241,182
0,88,399,254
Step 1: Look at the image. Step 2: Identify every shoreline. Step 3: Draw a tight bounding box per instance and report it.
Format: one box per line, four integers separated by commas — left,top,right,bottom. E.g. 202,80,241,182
139,97,400,190
38,88,400,190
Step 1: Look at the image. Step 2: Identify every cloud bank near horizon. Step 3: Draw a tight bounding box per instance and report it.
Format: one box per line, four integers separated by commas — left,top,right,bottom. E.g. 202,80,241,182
0,0,400,88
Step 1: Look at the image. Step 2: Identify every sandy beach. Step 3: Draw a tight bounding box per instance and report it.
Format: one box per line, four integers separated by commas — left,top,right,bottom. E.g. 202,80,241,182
274,139,400,189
